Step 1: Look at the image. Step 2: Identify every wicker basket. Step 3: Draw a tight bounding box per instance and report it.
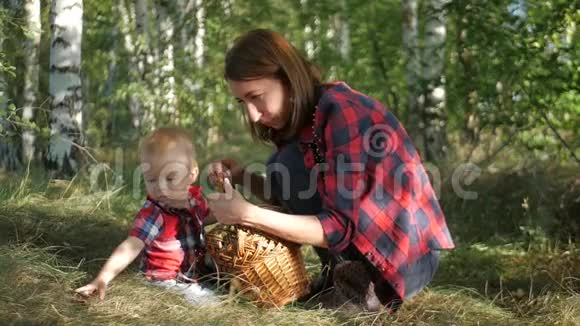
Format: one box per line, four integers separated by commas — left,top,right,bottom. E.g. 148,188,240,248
205,222,311,308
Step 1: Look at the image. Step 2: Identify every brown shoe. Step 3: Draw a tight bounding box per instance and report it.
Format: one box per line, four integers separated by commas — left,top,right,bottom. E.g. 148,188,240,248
304,261,382,313
333,261,382,311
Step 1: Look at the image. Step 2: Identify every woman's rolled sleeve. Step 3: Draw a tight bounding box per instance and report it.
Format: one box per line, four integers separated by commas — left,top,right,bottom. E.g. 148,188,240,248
316,208,354,253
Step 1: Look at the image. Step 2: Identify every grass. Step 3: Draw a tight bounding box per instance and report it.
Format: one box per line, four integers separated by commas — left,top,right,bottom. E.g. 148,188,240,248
0,163,579,325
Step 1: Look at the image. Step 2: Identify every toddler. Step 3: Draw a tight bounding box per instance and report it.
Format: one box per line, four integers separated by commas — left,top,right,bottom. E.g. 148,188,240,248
75,128,218,306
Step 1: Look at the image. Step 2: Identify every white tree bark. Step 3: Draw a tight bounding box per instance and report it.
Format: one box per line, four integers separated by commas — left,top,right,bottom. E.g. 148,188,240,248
456,5,478,143
135,0,156,131
187,0,216,146
177,0,194,57
422,0,448,161
193,0,205,68
0,30,7,114
222,0,232,17
0,39,6,108
0,0,22,170
155,0,177,124
301,0,317,59
0,36,21,170
118,0,143,130
21,0,41,162
46,0,83,174
119,2,134,54
402,0,423,152
135,0,150,37
336,0,350,62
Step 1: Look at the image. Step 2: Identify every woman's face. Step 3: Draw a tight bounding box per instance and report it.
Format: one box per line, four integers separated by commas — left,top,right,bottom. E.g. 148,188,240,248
228,77,290,130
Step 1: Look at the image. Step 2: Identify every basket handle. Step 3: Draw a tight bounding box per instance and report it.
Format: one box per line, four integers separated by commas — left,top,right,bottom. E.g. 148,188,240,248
237,228,246,257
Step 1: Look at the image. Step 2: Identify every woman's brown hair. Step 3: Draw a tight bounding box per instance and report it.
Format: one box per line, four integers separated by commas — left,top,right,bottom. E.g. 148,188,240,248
224,29,322,144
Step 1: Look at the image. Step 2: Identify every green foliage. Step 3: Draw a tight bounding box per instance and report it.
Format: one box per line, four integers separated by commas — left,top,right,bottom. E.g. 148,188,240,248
0,59,15,79
1,0,577,166
445,0,579,161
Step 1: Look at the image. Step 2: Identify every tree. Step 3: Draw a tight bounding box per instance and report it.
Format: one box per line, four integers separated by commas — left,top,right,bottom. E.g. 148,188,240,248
402,0,423,152
21,0,41,162
421,0,449,161
154,0,177,125
402,0,449,162
0,4,21,171
45,0,84,175
453,1,479,143
301,0,318,59
193,0,205,68
135,0,156,131
336,0,350,63
0,0,574,174
117,0,143,131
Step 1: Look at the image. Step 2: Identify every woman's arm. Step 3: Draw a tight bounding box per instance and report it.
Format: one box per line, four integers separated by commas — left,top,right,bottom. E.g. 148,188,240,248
207,179,327,247
242,205,328,247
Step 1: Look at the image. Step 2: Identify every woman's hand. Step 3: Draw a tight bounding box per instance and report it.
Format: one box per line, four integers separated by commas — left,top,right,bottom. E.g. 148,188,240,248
75,278,108,300
208,158,244,189
207,178,255,225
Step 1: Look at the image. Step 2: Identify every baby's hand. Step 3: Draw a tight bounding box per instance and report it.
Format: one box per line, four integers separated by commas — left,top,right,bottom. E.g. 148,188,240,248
75,278,108,300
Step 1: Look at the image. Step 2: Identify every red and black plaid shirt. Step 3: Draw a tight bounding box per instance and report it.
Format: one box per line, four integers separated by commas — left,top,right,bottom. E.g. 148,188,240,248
129,186,208,281
300,82,454,299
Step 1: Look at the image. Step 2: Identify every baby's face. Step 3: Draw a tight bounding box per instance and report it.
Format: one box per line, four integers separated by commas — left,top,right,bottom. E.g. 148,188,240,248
141,148,197,209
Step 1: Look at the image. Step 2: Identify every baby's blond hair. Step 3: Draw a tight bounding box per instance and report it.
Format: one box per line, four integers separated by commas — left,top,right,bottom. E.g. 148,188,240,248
140,127,197,168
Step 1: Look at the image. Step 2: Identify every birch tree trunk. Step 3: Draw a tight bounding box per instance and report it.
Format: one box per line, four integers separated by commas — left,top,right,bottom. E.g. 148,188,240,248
135,0,156,131
193,0,205,68
177,0,194,57
0,33,22,170
456,4,479,143
222,0,232,17
422,0,449,161
336,0,350,63
118,0,143,131
301,0,317,59
0,37,6,109
103,32,118,136
0,0,21,170
147,1,162,126
155,0,177,124
46,0,83,175
402,0,424,154
21,0,41,162
188,0,217,146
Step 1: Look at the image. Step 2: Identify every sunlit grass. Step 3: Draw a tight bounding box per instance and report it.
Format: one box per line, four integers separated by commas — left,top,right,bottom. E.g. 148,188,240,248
0,162,579,325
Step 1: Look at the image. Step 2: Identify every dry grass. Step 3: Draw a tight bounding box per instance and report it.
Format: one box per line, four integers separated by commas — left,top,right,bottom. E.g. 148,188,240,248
0,167,579,326
2,239,577,325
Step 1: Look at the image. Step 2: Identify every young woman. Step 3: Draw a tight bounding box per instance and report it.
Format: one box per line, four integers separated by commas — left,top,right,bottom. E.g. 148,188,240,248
207,29,454,312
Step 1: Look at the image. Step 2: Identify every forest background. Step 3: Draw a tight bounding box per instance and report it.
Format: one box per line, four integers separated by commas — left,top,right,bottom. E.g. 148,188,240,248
0,0,578,325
